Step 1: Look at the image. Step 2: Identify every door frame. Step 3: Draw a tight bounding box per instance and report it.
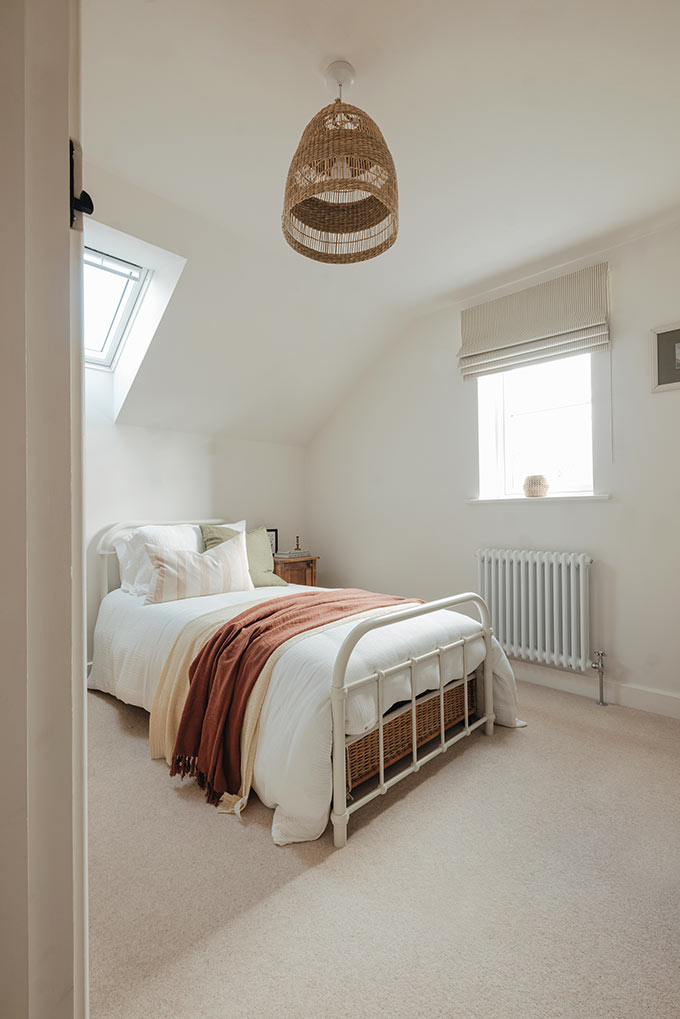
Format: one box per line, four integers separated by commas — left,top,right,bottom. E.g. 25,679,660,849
0,1,88,1016
70,0,89,1013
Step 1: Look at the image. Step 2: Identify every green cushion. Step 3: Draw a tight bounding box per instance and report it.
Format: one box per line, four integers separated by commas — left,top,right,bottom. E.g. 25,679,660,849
200,524,288,587
200,523,239,552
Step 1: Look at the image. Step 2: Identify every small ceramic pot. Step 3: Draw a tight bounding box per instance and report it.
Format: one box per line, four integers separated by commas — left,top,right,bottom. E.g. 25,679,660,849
523,474,549,498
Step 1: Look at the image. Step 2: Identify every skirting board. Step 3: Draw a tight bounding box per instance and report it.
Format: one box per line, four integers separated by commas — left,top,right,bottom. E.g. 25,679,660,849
512,661,680,720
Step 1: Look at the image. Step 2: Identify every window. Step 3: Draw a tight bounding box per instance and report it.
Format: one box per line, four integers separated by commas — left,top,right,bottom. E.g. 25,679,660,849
477,354,593,499
83,247,150,367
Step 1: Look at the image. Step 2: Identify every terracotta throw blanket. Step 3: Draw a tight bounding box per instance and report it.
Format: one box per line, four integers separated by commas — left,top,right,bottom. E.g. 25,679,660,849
171,588,417,805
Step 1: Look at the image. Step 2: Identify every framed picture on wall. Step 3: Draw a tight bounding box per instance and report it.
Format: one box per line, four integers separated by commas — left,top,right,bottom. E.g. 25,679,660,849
651,323,680,393
267,528,279,554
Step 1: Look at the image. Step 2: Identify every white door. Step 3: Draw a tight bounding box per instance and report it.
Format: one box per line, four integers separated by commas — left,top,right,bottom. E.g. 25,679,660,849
0,1,87,1016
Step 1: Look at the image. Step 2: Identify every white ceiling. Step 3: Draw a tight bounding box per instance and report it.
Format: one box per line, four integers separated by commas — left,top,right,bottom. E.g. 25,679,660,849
83,0,680,444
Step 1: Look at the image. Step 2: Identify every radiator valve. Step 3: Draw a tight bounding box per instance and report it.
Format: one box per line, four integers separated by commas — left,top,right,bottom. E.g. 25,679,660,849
591,650,607,706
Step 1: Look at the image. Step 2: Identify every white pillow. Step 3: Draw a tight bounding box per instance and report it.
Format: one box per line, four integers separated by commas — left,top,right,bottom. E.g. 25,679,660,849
114,521,245,596
144,532,254,605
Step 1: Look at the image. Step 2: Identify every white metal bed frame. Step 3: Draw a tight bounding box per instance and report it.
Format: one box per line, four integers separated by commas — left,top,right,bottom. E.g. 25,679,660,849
96,521,495,849
330,594,494,847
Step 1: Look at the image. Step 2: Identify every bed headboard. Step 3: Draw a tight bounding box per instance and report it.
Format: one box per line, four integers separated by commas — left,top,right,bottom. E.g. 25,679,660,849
96,519,227,604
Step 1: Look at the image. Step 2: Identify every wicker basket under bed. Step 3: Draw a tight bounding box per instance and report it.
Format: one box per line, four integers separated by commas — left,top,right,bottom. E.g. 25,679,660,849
345,674,477,795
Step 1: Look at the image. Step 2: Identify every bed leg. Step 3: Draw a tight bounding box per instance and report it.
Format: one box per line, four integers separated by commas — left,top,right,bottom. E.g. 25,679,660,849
331,812,349,849
331,683,349,848
483,629,495,737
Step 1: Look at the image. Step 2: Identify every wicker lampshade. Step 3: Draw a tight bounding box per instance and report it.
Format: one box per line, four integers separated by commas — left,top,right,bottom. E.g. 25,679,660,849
282,99,398,264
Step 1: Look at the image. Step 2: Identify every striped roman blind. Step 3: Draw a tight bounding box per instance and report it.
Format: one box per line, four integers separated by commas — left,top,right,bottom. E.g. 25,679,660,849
458,262,610,379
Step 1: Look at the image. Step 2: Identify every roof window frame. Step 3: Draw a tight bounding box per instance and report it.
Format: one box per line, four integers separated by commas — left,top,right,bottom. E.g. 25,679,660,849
83,246,151,370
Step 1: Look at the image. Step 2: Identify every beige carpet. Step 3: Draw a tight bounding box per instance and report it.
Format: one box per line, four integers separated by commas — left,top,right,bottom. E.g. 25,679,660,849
88,682,680,1019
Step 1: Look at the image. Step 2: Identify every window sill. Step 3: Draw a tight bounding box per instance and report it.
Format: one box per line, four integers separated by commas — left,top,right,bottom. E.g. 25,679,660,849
468,494,611,504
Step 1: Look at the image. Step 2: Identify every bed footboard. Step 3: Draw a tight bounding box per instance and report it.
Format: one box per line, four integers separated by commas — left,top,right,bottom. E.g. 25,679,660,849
330,593,494,849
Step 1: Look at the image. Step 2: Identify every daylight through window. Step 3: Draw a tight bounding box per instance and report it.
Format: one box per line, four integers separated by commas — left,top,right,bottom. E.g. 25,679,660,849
477,354,593,499
83,247,150,367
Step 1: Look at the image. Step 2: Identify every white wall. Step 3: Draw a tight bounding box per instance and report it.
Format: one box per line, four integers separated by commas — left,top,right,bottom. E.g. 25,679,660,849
85,372,305,653
306,223,680,718
212,435,305,555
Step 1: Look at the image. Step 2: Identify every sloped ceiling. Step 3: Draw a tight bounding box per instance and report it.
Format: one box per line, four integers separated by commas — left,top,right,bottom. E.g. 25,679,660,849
83,0,680,444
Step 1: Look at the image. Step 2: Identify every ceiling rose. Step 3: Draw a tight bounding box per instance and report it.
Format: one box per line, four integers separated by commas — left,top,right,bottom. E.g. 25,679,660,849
282,62,398,265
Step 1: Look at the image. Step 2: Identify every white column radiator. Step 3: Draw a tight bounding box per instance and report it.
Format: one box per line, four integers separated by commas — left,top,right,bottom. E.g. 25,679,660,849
476,548,593,673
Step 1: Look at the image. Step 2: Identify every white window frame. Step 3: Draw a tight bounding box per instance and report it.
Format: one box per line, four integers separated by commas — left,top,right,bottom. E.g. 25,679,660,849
477,354,595,500
83,247,151,369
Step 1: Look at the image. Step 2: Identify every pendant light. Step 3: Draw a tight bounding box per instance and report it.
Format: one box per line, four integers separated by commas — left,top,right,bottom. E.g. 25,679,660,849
282,61,398,264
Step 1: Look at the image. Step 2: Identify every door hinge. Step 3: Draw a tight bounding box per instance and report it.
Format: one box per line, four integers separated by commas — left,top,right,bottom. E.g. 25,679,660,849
70,139,94,228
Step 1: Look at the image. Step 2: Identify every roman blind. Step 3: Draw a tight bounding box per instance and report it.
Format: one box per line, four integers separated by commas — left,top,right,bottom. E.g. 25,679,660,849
458,262,609,379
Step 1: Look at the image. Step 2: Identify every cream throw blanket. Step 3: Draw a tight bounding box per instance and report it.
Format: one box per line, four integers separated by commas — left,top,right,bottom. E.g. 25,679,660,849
149,600,408,815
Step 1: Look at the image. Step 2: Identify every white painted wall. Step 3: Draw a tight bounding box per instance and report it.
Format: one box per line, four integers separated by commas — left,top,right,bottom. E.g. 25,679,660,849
306,223,680,717
212,435,306,556
85,371,306,653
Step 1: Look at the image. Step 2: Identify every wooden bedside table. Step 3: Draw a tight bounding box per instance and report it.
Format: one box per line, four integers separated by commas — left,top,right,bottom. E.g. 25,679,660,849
273,555,319,586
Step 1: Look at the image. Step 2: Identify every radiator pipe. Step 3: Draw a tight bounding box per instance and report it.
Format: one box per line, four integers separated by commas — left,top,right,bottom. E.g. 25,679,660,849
591,650,607,706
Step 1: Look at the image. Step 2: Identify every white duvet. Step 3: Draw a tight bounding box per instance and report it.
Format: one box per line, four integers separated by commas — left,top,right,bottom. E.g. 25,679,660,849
89,586,522,844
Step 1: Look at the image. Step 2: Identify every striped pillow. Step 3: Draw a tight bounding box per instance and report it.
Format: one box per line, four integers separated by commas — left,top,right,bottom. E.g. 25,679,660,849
144,531,254,605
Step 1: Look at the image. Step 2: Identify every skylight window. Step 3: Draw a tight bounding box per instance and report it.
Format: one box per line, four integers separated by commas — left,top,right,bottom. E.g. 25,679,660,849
83,247,150,367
